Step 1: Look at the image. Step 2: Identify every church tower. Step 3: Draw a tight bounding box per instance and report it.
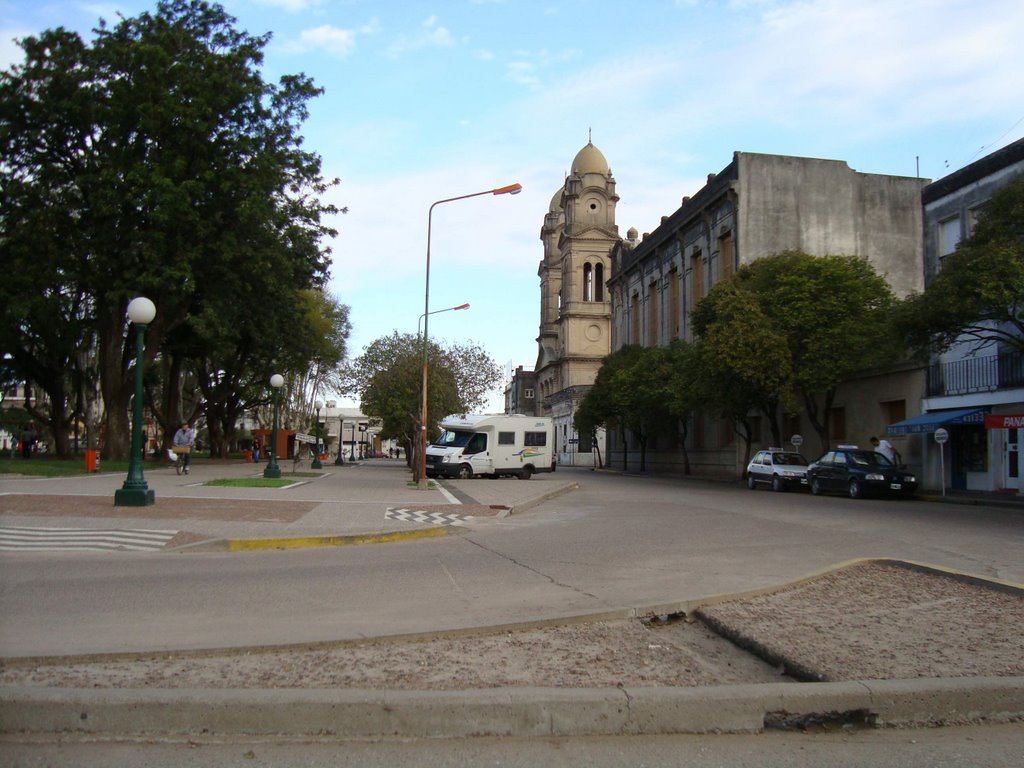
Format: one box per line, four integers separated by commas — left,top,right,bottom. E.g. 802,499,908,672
535,140,619,466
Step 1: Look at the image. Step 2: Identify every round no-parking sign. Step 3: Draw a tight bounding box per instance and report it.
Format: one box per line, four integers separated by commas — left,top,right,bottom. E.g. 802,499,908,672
934,427,949,444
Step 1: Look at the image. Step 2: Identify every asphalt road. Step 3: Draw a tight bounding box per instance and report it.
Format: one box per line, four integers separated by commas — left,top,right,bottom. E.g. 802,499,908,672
1,468,1022,657
3,722,1023,767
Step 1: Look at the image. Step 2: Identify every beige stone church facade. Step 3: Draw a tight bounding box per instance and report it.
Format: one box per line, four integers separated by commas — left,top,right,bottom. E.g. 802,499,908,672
534,141,620,466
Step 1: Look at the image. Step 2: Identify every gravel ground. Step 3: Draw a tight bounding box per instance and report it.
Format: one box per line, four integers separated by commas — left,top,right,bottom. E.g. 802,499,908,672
1,561,1021,690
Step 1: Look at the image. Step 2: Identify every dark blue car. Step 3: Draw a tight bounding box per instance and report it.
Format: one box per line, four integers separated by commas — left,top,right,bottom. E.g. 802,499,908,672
807,447,917,499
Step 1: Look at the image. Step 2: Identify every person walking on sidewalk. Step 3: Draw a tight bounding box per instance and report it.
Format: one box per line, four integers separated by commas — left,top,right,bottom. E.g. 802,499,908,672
173,422,196,474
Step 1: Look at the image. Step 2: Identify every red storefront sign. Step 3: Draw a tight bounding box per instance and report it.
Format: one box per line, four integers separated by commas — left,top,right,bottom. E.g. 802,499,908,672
984,414,1024,429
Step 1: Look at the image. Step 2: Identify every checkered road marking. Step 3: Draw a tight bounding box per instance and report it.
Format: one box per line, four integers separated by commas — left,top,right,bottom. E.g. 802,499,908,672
385,508,474,527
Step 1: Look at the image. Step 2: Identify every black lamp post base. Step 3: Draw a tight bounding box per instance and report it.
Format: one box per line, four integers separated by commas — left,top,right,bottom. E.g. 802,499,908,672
263,465,281,479
114,488,156,507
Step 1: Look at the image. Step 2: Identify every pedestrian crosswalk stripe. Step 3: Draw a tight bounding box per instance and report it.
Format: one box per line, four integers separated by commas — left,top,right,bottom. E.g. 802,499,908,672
0,527,179,552
385,508,473,527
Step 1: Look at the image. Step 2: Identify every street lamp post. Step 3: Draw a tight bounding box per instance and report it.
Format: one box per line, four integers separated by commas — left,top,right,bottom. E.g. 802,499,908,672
115,297,157,507
263,374,284,479
350,422,356,461
335,417,345,465
419,182,521,489
312,399,323,469
418,303,470,339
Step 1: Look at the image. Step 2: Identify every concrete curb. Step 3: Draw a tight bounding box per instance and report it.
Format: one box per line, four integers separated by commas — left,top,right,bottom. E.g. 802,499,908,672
180,526,452,553
507,480,579,515
2,677,1022,739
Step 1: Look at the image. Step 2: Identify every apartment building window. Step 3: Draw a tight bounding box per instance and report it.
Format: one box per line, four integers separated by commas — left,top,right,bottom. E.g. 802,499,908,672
668,268,680,340
882,399,906,429
938,216,961,267
647,279,658,347
719,232,734,282
690,249,703,310
630,292,640,345
524,388,534,399
830,407,846,442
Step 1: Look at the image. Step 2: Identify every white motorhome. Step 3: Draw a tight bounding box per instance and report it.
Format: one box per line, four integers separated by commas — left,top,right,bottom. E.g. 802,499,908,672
425,414,556,480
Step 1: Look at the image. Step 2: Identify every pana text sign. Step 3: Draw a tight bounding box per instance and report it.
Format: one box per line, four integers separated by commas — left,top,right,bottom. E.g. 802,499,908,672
984,414,1024,429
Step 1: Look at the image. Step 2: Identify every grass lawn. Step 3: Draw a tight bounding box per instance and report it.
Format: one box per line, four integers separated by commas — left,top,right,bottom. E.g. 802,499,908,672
0,456,146,477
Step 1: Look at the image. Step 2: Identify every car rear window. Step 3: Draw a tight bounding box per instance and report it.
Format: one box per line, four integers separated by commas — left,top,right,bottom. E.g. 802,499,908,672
773,453,807,466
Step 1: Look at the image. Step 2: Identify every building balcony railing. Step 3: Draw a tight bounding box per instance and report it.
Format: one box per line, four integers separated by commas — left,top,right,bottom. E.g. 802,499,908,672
927,349,1024,397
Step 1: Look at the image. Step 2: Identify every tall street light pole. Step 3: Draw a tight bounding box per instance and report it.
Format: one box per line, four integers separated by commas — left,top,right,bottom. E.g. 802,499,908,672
312,399,323,469
327,401,344,466
115,297,157,507
263,374,284,479
419,183,521,490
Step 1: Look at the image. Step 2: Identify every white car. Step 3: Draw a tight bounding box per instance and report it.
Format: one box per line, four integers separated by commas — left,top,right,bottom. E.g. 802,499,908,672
746,449,810,492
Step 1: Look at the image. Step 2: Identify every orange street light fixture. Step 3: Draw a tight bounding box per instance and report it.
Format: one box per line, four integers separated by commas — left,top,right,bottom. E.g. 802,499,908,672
418,303,470,339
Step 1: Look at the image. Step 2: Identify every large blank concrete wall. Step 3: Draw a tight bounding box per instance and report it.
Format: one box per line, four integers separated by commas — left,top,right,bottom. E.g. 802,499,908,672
736,153,926,297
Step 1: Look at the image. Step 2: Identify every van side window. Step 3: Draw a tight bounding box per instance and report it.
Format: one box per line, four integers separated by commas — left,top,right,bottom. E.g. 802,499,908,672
524,431,547,447
465,433,487,455
498,432,515,445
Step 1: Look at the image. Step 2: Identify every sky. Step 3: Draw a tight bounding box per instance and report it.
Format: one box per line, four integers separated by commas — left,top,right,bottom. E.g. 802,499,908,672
3,0,1023,411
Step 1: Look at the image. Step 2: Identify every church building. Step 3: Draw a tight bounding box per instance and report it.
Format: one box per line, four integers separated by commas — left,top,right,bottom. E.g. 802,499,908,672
535,141,620,466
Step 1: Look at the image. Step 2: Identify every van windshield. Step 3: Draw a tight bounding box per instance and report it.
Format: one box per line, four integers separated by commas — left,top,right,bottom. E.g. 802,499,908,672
434,429,473,448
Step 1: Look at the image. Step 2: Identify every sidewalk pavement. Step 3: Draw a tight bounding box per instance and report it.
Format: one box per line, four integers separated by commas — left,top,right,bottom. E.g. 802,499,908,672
0,457,580,551
1,459,1022,739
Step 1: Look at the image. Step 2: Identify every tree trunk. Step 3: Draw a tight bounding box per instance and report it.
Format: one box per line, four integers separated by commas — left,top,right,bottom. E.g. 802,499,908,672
803,389,834,455
677,419,692,475
97,308,131,460
156,352,185,451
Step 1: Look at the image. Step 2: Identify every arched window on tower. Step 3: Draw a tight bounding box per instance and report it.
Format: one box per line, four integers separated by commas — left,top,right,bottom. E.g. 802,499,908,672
583,263,593,302
595,263,604,302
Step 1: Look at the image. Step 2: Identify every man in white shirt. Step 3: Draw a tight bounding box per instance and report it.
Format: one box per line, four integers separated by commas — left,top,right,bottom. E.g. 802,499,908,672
870,435,901,465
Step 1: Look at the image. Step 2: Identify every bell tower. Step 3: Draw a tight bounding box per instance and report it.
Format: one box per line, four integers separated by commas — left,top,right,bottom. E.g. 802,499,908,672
535,139,619,466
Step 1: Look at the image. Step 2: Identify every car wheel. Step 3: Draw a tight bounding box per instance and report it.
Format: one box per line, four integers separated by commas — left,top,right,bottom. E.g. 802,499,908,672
810,477,823,496
771,475,785,493
848,478,864,499
456,464,473,480
518,466,533,480
746,473,757,490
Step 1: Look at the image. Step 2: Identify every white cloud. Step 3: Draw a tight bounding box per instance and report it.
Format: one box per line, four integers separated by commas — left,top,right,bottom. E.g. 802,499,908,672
250,0,321,12
288,24,357,57
385,16,456,57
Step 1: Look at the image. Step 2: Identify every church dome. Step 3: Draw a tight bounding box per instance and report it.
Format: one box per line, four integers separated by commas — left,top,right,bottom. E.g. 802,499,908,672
549,188,563,213
571,141,610,175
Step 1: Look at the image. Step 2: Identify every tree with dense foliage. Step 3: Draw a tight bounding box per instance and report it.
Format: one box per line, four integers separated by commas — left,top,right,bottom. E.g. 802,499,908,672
691,281,795,454
897,175,1024,356
575,345,678,472
692,251,899,454
343,333,502,472
0,1,341,458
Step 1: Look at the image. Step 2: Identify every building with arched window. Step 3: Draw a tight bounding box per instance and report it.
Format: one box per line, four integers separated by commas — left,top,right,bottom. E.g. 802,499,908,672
535,141,619,466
